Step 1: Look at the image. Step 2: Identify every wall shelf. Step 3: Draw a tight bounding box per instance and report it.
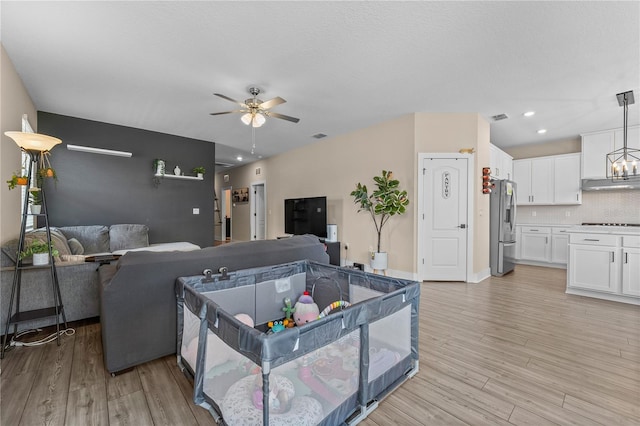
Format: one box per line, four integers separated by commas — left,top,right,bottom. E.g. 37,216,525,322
154,173,203,181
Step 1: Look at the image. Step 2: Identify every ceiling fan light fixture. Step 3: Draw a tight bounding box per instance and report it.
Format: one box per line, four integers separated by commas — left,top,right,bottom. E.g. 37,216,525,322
241,113,253,126
252,113,266,128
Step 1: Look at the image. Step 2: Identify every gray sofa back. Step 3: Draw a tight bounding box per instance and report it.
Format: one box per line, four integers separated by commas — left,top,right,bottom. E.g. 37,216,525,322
99,235,330,373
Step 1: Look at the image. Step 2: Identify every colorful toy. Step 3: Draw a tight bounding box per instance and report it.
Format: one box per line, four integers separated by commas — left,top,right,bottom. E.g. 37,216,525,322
282,297,296,327
268,319,289,333
293,291,320,326
318,300,352,318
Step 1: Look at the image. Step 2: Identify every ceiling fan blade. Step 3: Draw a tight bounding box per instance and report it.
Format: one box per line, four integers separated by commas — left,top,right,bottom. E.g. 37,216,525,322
209,110,246,116
259,96,286,110
265,111,300,123
214,93,247,107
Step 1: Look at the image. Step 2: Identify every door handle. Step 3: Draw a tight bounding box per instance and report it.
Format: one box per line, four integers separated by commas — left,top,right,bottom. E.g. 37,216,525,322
457,224,466,229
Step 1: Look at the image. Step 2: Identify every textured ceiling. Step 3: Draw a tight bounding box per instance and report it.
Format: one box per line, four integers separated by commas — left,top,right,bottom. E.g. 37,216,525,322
2,1,639,170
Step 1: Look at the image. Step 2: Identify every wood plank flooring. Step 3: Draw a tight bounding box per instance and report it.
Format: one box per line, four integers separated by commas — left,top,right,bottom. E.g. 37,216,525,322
1,265,638,425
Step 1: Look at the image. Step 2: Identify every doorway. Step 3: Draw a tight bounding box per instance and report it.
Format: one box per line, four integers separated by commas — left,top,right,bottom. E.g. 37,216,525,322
221,187,232,241
250,181,266,240
417,154,474,281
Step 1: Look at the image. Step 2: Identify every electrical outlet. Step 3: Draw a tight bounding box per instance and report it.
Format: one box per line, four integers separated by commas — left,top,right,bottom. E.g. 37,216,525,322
532,211,536,217
192,208,200,215
565,211,571,217
344,242,349,250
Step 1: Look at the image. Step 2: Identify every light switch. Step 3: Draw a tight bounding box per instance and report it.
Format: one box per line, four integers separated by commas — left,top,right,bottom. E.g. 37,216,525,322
192,208,200,215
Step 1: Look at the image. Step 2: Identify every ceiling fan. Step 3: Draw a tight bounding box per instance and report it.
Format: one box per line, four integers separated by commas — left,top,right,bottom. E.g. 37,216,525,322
210,87,300,128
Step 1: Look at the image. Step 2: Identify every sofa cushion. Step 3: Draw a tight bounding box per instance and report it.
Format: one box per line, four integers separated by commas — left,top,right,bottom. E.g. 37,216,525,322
59,225,110,254
109,224,149,252
67,238,85,255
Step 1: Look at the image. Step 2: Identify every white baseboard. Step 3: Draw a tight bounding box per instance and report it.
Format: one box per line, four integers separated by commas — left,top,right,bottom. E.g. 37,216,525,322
467,268,491,283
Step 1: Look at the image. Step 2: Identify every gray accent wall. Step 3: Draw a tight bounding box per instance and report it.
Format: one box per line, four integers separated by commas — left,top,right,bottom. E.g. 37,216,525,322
38,112,215,248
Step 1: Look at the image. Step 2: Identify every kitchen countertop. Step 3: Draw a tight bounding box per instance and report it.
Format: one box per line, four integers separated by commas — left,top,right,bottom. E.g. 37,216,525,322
566,225,640,235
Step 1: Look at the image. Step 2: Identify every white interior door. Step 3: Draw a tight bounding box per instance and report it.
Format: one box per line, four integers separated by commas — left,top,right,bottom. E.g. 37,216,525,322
251,182,266,240
421,157,468,281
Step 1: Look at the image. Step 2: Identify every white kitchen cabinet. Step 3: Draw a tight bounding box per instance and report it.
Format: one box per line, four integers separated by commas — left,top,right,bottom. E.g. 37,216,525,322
582,125,640,179
514,154,581,205
515,225,522,260
568,233,620,293
622,236,640,297
553,154,582,205
513,157,553,205
551,227,570,264
490,144,513,180
520,226,551,262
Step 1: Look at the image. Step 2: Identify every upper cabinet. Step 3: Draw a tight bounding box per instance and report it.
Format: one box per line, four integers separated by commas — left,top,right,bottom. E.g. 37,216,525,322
513,153,581,205
489,144,513,180
582,125,640,179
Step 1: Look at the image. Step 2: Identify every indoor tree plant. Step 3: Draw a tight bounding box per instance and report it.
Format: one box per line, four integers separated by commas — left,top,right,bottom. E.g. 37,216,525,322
350,170,409,271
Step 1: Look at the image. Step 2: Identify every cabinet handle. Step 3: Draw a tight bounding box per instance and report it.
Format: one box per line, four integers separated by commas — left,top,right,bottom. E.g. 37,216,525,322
545,237,548,244
576,193,579,201
625,252,629,264
611,252,615,263
530,229,539,232
583,238,599,242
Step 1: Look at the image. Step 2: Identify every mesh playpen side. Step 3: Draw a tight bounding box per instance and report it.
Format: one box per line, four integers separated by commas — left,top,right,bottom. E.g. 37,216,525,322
176,260,419,425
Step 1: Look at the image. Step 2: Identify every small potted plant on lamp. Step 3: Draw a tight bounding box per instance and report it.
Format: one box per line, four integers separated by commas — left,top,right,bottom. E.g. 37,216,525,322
350,170,409,272
6,170,29,190
28,187,42,214
18,239,59,266
192,166,205,179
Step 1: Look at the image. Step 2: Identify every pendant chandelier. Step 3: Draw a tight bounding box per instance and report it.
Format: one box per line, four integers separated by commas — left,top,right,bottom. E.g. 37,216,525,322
607,90,639,180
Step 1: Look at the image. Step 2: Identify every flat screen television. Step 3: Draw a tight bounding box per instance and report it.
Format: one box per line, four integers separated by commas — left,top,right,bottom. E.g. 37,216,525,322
284,196,327,238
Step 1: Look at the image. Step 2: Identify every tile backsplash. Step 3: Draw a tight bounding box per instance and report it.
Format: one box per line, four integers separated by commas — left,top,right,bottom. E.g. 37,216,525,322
517,190,640,225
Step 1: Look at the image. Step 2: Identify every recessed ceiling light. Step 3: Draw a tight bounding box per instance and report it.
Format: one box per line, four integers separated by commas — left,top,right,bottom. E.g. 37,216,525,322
523,111,535,117
537,129,547,134
236,155,243,161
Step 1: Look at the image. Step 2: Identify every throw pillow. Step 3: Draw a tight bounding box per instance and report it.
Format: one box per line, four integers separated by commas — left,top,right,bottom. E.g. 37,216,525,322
59,225,110,254
67,238,85,255
109,224,149,252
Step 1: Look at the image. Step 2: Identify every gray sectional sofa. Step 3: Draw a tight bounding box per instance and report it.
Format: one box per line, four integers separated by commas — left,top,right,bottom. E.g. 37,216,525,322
1,224,199,333
98,235,330,373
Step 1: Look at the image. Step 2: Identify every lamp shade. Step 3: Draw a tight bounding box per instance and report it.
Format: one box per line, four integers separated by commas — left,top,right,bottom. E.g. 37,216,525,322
5,131,61,151
252,113,266,128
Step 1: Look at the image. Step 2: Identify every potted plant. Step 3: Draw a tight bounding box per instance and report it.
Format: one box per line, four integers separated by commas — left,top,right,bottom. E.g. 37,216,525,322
29,187,42,214
192,166,206,178
18,239,59,266
153,159,166,176
6,170,29,190
350,170,409,271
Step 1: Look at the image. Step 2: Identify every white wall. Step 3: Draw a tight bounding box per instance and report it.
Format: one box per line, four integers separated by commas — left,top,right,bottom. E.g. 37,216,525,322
1,44,38,244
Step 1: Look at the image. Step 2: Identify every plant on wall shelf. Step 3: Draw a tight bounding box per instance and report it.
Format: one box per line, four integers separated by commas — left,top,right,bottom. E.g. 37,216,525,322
350,170,409,270
192,166,206,175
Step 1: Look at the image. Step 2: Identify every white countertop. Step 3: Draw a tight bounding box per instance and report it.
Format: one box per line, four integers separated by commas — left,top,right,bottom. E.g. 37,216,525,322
567,225,640,235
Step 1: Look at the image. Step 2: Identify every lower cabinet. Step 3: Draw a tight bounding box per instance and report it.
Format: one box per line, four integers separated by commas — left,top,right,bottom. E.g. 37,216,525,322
516,225,569,267
622,236,640,297
568,243,619,293
520,227,551,262
567,232,639,304
550,229,569,264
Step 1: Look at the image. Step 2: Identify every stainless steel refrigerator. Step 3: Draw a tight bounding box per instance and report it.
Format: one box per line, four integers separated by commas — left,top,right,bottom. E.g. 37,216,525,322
490,179,517,276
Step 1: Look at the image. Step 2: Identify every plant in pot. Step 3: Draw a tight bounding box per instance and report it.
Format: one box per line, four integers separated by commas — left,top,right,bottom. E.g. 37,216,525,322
28,187,43,214
18,239,59,266
350,170,409,271
192,166,206,178
6,170,29,190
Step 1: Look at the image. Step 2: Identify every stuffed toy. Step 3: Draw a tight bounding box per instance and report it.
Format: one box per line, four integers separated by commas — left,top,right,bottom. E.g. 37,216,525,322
293,291,319,326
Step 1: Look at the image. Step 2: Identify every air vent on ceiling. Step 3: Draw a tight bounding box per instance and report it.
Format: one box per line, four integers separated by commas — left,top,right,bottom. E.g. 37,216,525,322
491,114,509,121
215,162,233,168
312,133,327,139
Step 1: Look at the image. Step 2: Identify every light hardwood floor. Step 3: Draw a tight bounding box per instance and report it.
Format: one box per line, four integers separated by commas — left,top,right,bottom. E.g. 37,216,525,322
1,265,639,425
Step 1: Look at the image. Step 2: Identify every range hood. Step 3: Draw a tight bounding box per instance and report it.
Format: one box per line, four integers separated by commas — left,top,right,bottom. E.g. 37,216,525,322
582,178,640,191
